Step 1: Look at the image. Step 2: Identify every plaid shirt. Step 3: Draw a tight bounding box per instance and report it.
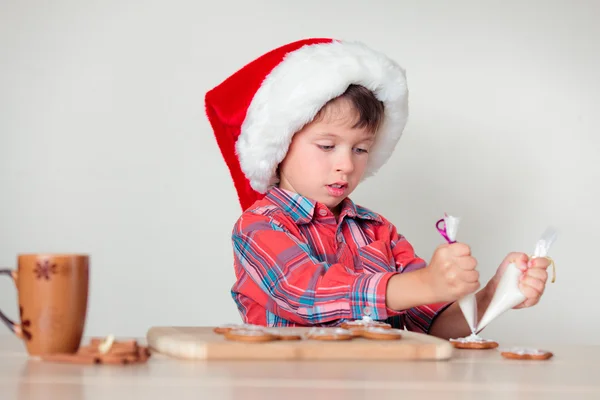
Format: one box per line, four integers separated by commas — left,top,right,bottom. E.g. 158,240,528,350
230,187,450,333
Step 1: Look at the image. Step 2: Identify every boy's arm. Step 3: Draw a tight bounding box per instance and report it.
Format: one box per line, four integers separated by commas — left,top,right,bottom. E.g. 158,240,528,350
232,214,401,326
384,270,454,332
386,227,454,333
388,223,478,334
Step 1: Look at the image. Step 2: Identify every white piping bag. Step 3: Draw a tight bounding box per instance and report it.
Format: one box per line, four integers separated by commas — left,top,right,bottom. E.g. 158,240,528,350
436,214,478,334
476,227,557,333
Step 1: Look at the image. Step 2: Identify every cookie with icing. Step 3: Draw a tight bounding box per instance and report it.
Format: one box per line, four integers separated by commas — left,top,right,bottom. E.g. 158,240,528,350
359,327,403,340
449,333,499,349
264,328,303,341
223,328,278,343
500,347,553,360
305,327,354,341
340,318,392,336
214,323,264,334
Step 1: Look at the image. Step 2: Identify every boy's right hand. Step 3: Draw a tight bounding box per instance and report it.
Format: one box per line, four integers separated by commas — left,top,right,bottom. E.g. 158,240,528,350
422,243,480,303
384,242,480,311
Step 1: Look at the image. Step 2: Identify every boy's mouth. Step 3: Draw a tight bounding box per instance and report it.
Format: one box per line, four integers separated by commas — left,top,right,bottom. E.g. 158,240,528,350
327,182,348,189
326,182,348,197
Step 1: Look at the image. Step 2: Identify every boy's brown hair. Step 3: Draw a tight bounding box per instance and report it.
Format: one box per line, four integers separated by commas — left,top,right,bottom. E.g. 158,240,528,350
313,84,385,134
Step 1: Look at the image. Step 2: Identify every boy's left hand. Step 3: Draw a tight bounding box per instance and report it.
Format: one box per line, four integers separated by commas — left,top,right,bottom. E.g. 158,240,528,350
485,252,551,309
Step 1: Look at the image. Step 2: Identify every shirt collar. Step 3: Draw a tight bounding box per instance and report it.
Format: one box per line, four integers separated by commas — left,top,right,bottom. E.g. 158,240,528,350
265,187,383,225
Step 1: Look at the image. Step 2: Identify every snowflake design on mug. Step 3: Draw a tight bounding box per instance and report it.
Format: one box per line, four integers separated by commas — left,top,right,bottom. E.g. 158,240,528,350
34,260,58,280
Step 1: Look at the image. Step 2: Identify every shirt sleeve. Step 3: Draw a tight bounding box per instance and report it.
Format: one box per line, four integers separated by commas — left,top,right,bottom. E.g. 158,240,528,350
387,220,453,334
231,213,400,326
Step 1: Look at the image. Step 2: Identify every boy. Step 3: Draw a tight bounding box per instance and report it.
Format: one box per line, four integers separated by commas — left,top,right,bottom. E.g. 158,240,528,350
205,38,550,339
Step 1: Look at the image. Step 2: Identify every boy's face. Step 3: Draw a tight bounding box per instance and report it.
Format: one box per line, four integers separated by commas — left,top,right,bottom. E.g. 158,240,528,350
278,99,375,214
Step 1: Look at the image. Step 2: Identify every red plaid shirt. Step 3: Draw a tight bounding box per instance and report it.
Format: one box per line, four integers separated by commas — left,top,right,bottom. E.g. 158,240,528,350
230,187,450,333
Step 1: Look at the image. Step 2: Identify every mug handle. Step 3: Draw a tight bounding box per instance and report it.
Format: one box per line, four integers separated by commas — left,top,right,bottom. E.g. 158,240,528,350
0,269,25,339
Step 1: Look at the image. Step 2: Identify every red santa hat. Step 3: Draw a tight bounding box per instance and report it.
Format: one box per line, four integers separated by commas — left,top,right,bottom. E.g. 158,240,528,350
205,38,409,211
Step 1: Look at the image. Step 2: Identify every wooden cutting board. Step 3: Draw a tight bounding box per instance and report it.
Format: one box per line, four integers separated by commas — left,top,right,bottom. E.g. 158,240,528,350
146,326,454,361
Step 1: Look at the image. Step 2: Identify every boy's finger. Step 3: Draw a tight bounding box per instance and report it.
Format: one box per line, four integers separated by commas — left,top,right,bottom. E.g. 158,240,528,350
458,256,478,271
524,268,548,282
528,257,551,269
504,252,528,263
449,243,471,257
460,269,480,283
517,285,540,305
515,297,539,309
506,252,529,271
520,277,545,297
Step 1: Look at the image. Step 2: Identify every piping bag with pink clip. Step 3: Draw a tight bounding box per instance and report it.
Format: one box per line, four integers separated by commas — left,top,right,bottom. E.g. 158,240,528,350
436,214,478,335
476,227,558,333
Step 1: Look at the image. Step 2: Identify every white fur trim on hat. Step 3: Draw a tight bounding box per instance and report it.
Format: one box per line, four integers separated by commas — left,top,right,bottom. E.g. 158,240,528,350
235,40,409,193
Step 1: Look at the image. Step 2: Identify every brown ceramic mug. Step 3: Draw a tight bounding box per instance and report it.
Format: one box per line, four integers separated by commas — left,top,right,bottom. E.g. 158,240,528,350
0,254,89,356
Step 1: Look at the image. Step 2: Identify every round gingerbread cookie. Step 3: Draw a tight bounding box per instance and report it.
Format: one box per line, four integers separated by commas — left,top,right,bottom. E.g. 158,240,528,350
264,328,303,341
359,327,403,340
341,320,391,330
500,347,553,360
449,333,499,349
223,328,278,343
213,324,239,334
214,323,264,334
305,328,354,341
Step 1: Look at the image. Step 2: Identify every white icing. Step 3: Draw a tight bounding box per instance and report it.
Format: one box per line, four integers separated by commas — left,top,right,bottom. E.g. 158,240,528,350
443,215,461,242
345,319,389,328
364,327,402,335
232,329,270,336
308,328,351,336
346,320,369,326
439,214,479,334
264,328,300,337
240,324,264,330
450,333,495,344
458,294,478,334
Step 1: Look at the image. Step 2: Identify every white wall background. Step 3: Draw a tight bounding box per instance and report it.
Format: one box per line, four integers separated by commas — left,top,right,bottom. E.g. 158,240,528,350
1,0,598,346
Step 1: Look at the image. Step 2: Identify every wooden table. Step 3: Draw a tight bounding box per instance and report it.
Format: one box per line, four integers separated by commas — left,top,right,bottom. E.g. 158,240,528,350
1,334,598,399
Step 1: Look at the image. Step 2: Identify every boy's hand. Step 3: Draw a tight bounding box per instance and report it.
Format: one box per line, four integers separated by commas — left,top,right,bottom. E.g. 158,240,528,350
422,243,480,303
485,253,550,309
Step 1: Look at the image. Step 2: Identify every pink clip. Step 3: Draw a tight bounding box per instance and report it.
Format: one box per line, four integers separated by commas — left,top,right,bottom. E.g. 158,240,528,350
436,214,456,244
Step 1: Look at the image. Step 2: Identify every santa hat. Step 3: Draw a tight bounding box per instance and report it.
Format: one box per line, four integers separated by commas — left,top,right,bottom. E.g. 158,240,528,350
205,38,409,211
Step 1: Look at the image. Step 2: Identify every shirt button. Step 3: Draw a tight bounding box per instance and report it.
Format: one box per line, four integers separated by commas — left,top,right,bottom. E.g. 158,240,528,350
318,209,327,216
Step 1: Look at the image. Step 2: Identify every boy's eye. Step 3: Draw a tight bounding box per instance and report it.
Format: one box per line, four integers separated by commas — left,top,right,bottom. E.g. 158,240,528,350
317,144,334,151
354,148,369,154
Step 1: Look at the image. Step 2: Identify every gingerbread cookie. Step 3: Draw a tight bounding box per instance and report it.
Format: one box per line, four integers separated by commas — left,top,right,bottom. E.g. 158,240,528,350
305,328,353,341
341,319,391,332
223,328,278,343
449,333,499,349
264,328,303,341
359,327,403,340
500,347,553,360
214,323,263,334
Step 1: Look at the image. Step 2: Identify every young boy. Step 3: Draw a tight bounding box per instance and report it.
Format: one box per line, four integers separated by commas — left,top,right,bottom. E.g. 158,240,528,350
204,38,550,339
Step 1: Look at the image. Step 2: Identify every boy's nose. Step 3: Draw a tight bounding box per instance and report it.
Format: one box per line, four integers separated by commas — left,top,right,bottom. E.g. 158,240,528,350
335,152,355,174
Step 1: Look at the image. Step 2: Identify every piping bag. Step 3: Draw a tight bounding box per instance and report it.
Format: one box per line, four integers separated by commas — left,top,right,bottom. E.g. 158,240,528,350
436,214,478,334
476,227,558,333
